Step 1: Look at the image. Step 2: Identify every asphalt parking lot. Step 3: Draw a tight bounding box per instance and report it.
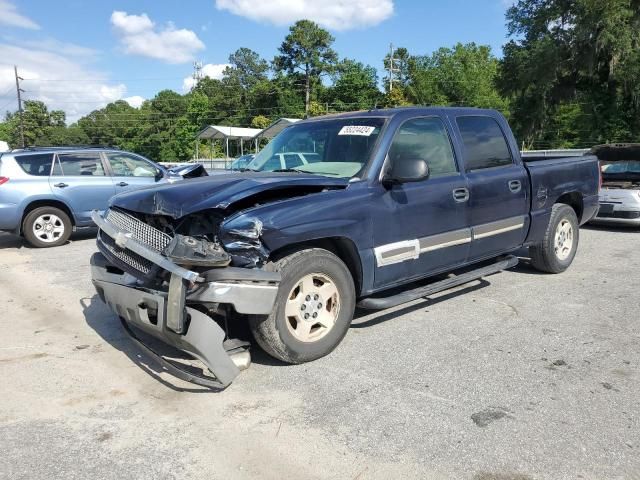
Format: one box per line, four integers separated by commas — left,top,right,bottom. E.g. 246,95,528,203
0,225,638,480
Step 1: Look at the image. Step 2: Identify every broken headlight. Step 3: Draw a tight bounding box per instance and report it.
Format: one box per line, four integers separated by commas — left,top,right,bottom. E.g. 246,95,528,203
218,216,269,267
163,234,231,267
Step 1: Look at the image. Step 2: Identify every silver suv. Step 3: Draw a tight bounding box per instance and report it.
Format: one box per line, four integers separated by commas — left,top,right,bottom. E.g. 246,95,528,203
0,147,174,247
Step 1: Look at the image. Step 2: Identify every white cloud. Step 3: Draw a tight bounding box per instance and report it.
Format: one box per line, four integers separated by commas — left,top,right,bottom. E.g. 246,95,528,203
0,0,39,30
182,63,231,91
111,11,205,64
0,42,129,123
124,95,145,108
215,0,394,30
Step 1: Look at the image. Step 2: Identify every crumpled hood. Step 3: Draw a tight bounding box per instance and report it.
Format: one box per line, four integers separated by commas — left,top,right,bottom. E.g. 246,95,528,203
109,172,349,218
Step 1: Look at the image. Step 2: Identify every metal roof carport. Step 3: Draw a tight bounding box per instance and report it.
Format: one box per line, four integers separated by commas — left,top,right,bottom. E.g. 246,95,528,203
196,125,263,159
252,118,301,141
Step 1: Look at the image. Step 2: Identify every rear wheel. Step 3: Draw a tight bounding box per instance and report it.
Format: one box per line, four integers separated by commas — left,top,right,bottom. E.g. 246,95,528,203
249,248,355,364
529,204,579,273
23,206,72,248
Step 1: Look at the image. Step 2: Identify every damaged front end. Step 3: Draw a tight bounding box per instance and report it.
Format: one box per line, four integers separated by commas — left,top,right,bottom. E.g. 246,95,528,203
91,207,280,389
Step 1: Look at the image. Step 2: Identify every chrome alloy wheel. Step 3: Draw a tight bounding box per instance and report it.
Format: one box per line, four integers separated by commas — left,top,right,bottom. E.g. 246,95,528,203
554,219,574,260
32,214,65,243
284,273,340,343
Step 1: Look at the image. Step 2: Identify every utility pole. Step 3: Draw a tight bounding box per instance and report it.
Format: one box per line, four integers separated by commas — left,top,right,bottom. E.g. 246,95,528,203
387,44,400,93
14,65,25,148
388,43,394,92
191,61,203,91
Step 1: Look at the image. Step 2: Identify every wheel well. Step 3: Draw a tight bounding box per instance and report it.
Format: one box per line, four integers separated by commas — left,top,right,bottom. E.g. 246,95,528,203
269,237,363,295
555,192,583,222
21,200,75,234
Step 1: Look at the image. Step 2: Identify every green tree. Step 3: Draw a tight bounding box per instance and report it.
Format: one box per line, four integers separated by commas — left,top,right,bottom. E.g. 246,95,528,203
251,115,271,129
407,43,507,111
330,59,382,111
77,100,141,150
499,0,640,148
3,100,70,147
226,48,269,90
274,20,338,116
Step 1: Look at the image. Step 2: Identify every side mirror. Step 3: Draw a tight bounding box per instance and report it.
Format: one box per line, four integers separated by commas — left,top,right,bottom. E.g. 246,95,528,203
383,158,430,185
154,168,165,181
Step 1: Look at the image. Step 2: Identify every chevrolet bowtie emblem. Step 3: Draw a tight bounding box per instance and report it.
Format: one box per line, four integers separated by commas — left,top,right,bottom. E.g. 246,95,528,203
114,231,132,249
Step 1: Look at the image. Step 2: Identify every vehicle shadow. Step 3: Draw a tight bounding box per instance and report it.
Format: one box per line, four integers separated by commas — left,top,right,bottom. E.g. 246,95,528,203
351,279,491,329
0,228,98,250
80,295,214,393
582,223,640,233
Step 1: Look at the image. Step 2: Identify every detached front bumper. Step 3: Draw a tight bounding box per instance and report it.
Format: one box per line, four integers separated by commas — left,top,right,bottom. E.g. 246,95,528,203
90,210,280,388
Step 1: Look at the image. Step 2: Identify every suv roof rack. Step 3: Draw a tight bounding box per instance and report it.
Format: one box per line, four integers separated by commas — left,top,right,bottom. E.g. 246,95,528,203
13,145,120,152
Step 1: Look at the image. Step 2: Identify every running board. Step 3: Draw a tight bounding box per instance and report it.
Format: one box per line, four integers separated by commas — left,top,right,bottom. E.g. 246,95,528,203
357,255,519,310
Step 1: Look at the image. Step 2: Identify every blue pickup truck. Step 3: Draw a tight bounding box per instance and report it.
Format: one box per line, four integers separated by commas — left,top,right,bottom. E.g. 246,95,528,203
90,107,600,388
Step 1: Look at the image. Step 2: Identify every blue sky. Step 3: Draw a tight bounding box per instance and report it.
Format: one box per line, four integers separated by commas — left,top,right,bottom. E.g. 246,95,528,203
0,0,512,122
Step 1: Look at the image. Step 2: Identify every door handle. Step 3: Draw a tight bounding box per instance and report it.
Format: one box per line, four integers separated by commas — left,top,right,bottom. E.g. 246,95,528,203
117,182,128,187
53,182,68,188
508,180,522,193
452,188,469,203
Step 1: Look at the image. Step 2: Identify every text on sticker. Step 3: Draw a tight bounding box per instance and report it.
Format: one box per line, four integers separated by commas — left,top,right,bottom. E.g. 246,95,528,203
338,126,376,136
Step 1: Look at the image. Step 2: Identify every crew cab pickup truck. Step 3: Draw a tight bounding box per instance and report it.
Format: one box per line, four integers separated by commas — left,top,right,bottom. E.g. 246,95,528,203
90,107,600,388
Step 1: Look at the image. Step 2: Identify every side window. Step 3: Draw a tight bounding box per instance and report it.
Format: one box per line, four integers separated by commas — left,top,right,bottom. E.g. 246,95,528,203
107,153,157,177
262,156,283,171
388,117,458,177
456,116,513,171
53,152,105,176
14,153,54,176
283,153,303,168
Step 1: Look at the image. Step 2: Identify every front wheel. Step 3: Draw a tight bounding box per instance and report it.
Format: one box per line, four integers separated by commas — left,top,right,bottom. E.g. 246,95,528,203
529,204,579,273
249,248,356,364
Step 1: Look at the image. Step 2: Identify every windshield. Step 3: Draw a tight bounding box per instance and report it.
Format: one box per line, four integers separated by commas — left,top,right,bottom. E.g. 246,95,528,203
247,117,385,178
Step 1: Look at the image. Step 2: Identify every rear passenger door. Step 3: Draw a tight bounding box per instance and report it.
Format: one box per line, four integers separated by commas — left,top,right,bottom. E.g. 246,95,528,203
454,115,529,260
105,152,161,193
49,151,116,225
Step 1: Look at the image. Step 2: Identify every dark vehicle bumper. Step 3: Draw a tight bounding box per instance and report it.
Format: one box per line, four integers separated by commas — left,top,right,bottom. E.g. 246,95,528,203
90,211,280,388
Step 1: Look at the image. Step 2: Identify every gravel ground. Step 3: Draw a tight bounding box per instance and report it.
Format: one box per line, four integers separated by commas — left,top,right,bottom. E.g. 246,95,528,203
0,225,638,480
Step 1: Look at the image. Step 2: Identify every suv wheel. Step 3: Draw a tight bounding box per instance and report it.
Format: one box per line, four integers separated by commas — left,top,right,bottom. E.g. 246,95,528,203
23,206,72,248
249,248,356,364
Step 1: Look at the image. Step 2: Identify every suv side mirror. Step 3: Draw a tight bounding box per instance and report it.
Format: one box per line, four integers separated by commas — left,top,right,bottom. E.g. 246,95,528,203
383,158,430,185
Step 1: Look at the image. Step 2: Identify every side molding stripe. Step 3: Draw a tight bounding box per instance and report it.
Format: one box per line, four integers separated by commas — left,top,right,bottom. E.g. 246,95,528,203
471,216,525,240
419,228,472,253
373,215,527,268
374,240,420,267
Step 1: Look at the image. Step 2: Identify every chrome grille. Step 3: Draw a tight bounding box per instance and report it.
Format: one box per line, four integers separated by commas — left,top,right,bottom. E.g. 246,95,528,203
98,230,154,275
105,208,172,252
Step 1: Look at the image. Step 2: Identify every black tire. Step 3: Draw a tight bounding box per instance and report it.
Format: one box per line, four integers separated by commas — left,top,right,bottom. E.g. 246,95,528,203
22,206,72,248
249,248,356,364
529,204,579,273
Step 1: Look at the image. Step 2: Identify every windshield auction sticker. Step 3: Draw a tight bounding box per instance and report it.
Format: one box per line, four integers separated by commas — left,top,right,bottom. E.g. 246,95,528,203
338,125,376,136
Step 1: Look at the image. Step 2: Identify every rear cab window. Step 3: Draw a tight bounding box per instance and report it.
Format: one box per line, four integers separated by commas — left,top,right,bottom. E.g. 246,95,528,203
13,153,54,176
456,116,513,171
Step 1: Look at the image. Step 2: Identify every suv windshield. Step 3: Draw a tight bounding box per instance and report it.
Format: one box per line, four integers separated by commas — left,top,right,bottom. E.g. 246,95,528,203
247,117,385,178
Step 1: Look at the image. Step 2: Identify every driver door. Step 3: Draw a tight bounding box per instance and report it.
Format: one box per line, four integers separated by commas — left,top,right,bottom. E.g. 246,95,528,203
373,116,471,289
105,152,161,193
